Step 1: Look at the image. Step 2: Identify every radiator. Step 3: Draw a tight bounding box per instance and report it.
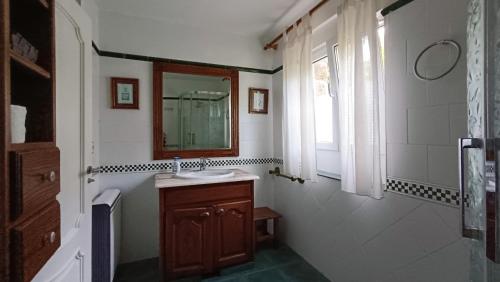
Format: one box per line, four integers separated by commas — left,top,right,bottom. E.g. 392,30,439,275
92,189,122,282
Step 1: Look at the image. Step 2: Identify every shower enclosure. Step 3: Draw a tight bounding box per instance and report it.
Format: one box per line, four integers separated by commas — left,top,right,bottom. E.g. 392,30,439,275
463,0,500,281
176,91,231,150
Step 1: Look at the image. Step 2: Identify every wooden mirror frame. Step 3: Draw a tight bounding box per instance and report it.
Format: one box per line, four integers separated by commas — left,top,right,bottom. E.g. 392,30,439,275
153,62,239,160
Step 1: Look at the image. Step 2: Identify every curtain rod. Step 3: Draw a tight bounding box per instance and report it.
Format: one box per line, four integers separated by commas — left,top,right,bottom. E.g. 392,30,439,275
380,0,414,17
264,0,330,51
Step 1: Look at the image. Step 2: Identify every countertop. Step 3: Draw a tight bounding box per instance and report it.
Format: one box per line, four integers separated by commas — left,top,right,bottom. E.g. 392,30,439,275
155,168,260,188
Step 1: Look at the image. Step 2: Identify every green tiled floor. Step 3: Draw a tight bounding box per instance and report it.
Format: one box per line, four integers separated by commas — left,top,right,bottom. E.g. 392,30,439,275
114,246,329,282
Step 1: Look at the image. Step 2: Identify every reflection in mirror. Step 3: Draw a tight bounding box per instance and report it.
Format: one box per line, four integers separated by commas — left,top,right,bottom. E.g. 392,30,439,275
153,62,239,160
162,73,232,150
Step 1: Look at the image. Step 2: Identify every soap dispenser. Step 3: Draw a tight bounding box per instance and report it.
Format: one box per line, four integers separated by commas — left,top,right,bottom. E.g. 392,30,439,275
172,157,182,174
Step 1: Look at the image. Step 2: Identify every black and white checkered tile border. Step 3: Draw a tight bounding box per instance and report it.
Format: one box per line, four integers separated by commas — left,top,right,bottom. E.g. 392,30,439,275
99,158,283,174
99,160,466,207
386,178,467,207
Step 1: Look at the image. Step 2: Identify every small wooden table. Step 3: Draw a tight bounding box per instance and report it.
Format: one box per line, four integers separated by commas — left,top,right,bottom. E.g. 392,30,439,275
254,207,282,248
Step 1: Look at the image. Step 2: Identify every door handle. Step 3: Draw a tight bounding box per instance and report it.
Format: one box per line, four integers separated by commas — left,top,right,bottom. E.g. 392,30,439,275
86,166,101,175
458,138,482,239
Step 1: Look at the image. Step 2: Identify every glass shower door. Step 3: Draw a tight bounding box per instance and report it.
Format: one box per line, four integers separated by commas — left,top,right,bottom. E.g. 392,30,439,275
464,0,500,281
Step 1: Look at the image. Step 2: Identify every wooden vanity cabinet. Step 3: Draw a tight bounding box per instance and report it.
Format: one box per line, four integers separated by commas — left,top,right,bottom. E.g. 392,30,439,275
160,181,254,280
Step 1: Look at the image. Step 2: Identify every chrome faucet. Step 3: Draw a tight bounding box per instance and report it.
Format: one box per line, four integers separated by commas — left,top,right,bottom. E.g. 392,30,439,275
199,157,210,171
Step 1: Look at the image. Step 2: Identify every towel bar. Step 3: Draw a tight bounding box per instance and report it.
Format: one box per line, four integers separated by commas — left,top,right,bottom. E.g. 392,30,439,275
269,167,305,184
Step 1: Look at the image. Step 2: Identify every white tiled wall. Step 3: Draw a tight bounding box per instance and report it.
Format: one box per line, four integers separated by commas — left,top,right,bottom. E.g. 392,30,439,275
387,143,428,181
269,0,471,281
99,58,153,163
385,0,469,189
428,145,459,187
98,57,275,263
272,59,470,279
407,105,450,145
272,175,470,282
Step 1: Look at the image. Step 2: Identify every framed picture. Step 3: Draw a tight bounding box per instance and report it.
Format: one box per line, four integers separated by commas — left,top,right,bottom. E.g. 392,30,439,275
111,77,139,109
248,88,268,114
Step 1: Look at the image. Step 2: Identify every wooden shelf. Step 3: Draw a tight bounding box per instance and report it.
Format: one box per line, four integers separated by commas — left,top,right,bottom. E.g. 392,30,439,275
254,207,282,221
10,50,50,79
10,142,55,151
38,0,49,9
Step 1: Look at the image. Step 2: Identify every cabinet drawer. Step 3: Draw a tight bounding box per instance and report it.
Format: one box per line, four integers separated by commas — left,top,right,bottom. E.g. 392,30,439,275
163,181,253,207
10,147,60,220
11,201,61,282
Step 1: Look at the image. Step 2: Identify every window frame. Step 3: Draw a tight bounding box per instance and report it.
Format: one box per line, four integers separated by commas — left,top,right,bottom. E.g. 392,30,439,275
312,43,340,152
312,43,341,180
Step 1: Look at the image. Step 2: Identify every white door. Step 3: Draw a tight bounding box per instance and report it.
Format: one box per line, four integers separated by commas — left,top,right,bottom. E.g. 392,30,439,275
31,0,94,281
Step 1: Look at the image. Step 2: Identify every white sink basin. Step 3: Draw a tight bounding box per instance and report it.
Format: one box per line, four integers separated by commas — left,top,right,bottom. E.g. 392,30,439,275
175,169,235,179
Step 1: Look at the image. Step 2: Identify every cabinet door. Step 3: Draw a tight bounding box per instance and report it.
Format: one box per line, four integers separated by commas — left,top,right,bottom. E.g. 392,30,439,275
213,200,253,268
165,206,214,278
10,148,60,221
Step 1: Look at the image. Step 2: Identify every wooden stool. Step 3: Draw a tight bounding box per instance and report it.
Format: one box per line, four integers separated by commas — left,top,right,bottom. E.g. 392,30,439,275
254,207,282,248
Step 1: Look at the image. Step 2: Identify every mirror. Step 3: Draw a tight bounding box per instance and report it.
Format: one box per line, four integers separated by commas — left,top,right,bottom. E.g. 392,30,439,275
153,62,239,159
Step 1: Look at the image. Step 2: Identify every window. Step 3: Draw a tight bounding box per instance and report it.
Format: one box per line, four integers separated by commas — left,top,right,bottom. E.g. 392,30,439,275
313,57,334,144
312,44,341,179
312,18,384,180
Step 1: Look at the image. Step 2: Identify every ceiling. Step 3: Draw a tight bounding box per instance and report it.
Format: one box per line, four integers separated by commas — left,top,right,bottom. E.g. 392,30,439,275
94,0,320,39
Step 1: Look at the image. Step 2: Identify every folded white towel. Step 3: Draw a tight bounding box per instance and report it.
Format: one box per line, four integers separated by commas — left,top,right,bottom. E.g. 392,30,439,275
10,105,26,143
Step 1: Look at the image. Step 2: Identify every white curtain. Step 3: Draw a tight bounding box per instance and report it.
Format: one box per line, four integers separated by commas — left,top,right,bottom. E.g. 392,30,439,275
337,0,386,199
282,15,317,181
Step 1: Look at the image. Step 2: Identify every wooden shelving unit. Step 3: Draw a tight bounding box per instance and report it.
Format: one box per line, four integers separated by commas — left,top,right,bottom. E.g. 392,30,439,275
10,50,51,79
254,207,282,248
1,0,59,280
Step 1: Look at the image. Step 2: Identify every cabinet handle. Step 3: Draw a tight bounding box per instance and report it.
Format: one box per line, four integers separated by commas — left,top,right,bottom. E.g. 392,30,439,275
49,171,56,182
216,208,225,215
43,231,57,245
43,171,56,182
200,211,210,217
49,231,56,244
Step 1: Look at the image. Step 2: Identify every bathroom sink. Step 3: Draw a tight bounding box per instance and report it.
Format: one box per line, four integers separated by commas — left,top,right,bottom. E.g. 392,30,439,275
175,169,235,179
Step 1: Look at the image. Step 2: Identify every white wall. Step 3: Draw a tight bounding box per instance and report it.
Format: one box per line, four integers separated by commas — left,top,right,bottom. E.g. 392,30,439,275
98,10,273,70
272,70,470,282
272,176,469,282
385,0,468,189
81,0,99,44
98,57,275,263
271,0,471,281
